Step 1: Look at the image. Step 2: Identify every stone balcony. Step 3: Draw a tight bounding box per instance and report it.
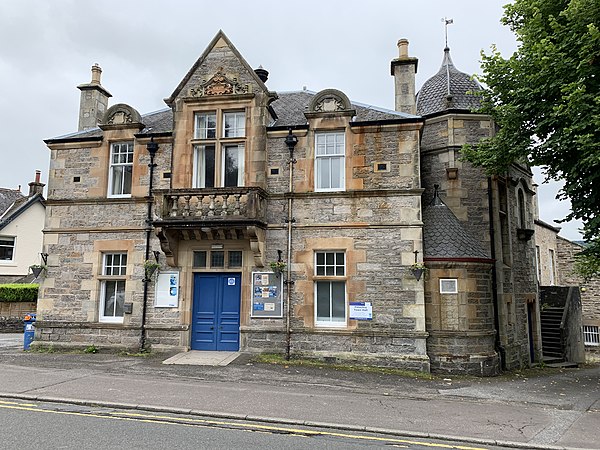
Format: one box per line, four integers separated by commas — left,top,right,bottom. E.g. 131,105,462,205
152,187,268,267
154,187,267,223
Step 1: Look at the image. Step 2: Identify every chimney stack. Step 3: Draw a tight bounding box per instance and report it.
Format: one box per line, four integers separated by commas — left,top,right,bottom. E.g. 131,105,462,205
390,39,418,115
77,64,112,131
28,170,45,197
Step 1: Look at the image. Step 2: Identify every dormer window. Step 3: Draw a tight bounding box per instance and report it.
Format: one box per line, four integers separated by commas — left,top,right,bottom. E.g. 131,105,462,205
193,109,246,188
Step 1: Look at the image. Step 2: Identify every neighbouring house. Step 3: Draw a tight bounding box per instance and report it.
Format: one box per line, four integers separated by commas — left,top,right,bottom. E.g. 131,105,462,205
0,171,46,284
35,31,540,375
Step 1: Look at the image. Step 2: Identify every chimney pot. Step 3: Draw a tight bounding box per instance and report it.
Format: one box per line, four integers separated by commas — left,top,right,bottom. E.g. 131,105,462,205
398,39,410,59
254,66,269,83
91,63,102,85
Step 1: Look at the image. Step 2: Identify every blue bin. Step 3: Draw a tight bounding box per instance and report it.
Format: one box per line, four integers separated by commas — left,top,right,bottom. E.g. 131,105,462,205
23,313,36,351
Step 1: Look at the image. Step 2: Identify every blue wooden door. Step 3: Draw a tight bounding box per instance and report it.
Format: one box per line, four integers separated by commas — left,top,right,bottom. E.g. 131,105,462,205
192,273,241,351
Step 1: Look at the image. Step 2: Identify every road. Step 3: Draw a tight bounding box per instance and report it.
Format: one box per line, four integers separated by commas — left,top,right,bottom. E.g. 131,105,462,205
0,399,506,450
0,333,598,449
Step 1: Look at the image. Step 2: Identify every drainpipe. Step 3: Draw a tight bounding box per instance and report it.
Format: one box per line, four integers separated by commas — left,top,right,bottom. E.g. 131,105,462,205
488,177,506,371
140,138,159,352
284,129,298,360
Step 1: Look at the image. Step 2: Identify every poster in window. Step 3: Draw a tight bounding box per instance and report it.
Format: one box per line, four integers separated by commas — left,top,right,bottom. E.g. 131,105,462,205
251,271,283,318
155,271,179,308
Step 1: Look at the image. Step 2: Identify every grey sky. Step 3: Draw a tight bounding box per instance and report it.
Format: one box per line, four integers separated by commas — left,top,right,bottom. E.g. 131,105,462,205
0,0,583,240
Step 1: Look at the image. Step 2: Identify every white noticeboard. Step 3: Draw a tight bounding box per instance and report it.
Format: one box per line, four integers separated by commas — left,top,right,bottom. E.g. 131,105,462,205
349,302,372,320
155,271,179,308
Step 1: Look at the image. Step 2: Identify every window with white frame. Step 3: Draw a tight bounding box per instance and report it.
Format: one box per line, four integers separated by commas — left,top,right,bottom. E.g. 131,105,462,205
193,110,245,188
314,251,346,326
99,253,127,323
0,236,15,261
108,142,134,197
583,325,599,346
315,132,345,191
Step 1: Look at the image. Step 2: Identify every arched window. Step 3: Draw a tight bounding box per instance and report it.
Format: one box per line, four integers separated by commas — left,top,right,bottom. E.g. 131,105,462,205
518,188,526,228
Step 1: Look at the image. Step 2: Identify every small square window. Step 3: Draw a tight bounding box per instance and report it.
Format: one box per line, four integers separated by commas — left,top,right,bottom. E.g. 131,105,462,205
211,251,225,268
193,251,207,268
440,279,458,294
228,251,243,268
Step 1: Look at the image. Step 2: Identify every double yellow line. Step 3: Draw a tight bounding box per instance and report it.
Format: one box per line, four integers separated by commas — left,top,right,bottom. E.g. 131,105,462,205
0,400,487,450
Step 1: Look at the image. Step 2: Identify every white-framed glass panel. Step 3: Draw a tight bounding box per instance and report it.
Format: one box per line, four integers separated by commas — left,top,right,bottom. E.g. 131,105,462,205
440,279,458,294
0,236,15,261
315,281,346,326
223,111,245,138
108,142,134,197
222,144,244,187
193,145,216,188
315,132,345,191
314,251,346,327
194,112,217,139
99,253,127,323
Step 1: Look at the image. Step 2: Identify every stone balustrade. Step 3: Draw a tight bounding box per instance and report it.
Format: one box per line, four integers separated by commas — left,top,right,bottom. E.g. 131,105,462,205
154,187,267,222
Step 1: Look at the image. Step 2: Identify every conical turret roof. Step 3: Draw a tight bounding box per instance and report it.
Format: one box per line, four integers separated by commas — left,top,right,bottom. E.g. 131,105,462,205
422,188,489,260
416,47,482,116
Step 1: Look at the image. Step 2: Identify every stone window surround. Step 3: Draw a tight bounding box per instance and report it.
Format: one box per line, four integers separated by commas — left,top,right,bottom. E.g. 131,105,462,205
91,239,134,324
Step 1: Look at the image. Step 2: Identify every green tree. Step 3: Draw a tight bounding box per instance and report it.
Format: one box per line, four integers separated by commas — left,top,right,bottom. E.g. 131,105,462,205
462,0,600,275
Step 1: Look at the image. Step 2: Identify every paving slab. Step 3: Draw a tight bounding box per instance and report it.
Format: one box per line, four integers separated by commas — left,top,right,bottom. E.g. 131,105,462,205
162,351,240,366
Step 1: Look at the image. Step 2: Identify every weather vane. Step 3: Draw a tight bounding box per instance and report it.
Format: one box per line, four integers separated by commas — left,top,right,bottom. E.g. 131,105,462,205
442,17,453,48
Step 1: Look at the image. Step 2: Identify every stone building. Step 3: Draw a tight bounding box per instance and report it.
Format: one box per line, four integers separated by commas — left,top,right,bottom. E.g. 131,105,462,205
36,31,540,375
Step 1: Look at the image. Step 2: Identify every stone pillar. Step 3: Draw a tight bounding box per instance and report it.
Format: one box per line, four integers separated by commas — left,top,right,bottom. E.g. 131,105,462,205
77,64,112,131
390,39,419,115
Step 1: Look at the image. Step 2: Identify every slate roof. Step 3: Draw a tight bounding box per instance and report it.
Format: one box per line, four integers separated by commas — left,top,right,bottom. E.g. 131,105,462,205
0,188,24,218
48,91,419,142
270,90,419,127
0,193,45,231
416,47,482,117
48,108,174,142
422,190,489,259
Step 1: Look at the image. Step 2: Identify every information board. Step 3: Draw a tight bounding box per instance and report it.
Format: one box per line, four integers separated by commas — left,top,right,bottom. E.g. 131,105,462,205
251,272,283,318
349,301,372,320
154,271,179,308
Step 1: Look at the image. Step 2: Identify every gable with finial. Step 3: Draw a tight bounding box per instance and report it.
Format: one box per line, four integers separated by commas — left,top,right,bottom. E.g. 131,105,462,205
165,30,275,105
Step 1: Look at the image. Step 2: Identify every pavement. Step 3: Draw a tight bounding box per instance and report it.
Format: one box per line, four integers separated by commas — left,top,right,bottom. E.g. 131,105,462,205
0,333,599,450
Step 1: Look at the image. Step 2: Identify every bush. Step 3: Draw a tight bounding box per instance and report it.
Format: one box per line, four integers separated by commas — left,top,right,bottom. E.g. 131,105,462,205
0,284,39,302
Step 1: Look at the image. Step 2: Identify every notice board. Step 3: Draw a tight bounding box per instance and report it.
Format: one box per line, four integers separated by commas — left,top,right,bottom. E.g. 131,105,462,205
154,271,179,308
251,272,283,318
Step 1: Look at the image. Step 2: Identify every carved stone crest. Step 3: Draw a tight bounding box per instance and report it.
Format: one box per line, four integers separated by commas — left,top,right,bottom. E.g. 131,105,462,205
190,68,249,97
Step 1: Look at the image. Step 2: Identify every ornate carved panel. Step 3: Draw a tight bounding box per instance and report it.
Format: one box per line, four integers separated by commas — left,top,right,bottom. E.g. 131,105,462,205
189,68,249,97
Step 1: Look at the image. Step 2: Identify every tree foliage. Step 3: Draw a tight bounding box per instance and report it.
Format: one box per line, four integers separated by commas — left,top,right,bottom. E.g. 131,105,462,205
462,0,600,274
